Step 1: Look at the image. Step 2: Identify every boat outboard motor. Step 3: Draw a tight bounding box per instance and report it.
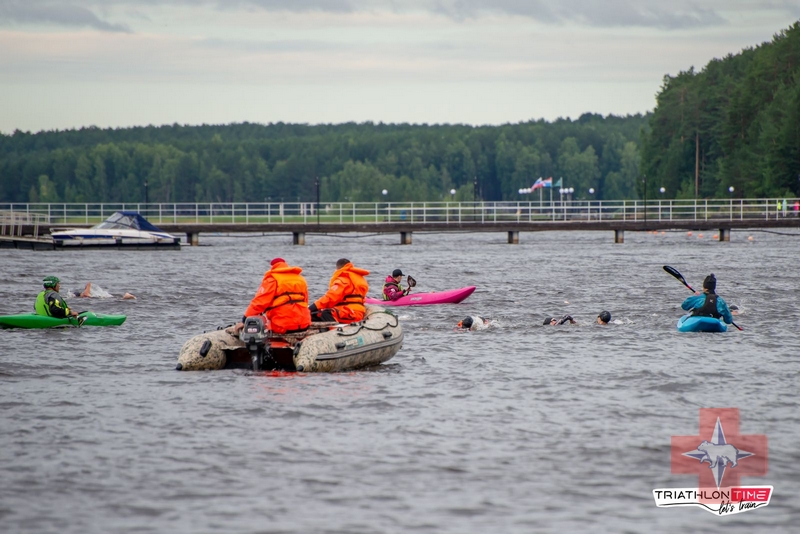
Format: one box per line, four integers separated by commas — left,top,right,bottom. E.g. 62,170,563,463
239,316,270,371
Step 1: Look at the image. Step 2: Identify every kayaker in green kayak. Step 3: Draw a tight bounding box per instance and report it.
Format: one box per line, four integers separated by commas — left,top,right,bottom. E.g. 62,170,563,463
34,276,79,318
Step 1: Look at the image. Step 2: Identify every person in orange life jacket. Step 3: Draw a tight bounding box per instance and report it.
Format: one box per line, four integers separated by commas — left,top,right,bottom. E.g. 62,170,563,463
383,269,411,301
34,276,79,318
680,273,733,324
308,258,370,323
232,258,311,335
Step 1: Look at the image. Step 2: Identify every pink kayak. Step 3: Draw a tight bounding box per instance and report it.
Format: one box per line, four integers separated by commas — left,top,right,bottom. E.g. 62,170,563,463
365,286,476,307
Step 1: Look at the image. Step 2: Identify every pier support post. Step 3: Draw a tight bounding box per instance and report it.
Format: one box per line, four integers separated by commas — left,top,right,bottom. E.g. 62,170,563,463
186,232,199,246
293,232,305,245
719,228,730,242
614,229,624,244
400,231,412,245
507,231,519,244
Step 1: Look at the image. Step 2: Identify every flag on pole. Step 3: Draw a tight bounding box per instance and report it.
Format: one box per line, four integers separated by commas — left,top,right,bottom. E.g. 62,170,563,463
553,177,563,188
531,177,553,190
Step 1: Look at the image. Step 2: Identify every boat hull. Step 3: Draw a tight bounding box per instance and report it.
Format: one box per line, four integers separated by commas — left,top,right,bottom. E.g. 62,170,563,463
177,305,403,372
364,286,475,306
677,315,728,333
0,312,127,329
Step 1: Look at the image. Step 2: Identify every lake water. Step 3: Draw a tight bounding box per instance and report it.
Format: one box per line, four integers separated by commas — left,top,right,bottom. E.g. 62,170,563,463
1,229,799,533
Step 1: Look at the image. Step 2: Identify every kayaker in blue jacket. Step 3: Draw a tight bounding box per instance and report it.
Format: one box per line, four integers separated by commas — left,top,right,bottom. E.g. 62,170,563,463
34,276,79,318
681,274,733,324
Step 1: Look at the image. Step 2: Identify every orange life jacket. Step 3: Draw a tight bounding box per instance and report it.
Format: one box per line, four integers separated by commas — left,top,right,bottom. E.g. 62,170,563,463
314,263,370,323
245,264,311,334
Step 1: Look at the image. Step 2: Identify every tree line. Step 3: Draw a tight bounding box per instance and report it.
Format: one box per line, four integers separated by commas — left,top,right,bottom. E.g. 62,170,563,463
0,116,647,204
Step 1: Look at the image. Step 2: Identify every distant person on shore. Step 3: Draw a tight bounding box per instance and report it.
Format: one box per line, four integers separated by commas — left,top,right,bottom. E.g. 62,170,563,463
71,282,136,300
382,269,413,301
34,276,79,318
543,315,576,326
794,200,799,217
308,258,369,323
597,311,612,325
681,274,733,325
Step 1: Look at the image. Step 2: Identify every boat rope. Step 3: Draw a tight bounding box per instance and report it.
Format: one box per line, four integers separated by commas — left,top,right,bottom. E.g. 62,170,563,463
752,229,800,236
336,310,399,337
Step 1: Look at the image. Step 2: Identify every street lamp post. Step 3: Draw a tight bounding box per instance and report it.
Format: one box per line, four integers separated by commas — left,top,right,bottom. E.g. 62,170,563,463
382,189,388,221
729,186,734,220
315,177,320,225
643,174,647,228
144,180,148,206
659,187,665,220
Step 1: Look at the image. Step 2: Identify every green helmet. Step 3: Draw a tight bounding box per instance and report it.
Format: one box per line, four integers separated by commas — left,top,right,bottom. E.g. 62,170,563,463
43,276,60,289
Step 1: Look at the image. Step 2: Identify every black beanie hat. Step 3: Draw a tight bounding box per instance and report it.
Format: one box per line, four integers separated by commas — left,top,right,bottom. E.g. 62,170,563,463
392,269,403,277
543,317,554,325
703,274,717,292
461,317,473,329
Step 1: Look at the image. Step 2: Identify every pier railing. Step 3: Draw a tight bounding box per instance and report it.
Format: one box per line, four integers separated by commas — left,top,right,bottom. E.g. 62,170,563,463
1,199,797,226
0,210,46,237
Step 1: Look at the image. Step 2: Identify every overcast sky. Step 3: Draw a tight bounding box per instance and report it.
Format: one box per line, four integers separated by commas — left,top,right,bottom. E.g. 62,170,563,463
0,1,798,133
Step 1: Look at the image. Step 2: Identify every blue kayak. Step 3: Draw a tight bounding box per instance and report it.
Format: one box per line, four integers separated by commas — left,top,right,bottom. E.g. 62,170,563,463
677,315,728,333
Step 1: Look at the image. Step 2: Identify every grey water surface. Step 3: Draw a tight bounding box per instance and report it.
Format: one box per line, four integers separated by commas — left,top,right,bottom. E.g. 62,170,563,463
1,229,799,533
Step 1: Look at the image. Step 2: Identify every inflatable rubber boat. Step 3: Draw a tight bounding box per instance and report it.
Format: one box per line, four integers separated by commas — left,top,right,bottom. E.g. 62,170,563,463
677,314,728,333
177,305,403,372
0,312,127,329
364,286,475,306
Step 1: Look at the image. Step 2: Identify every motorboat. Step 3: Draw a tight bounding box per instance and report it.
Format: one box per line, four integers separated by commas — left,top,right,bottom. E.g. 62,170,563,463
50,211,180,248
177,305,403,372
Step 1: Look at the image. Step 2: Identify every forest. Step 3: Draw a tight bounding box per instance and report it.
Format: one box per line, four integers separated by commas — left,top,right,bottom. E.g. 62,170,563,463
0,21,797,204
640,21,800,199
0,115,647,204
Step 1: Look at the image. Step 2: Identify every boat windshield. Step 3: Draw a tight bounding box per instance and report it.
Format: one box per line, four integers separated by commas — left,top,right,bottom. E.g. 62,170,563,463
94,212,141,230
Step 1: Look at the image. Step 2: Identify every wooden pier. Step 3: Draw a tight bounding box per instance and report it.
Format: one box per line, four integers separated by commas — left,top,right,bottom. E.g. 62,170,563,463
6,217,797,247
3,200,799,246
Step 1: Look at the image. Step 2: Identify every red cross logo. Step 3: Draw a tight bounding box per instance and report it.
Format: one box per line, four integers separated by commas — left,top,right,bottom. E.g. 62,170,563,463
671,408,767,490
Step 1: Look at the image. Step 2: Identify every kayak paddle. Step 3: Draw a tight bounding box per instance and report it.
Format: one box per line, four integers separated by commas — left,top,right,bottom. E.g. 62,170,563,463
663,265,742,331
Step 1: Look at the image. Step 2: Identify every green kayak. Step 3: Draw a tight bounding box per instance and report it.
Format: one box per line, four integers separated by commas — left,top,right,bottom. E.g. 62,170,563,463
0,312,127,329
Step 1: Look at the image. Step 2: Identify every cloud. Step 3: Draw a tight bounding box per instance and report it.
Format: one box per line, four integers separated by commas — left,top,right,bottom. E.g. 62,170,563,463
0,1,131,32
2,0,793,32
437,0,727,29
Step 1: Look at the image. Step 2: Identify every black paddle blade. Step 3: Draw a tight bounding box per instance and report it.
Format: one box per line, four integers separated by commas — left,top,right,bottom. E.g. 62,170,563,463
663,265,695,292
407,275,416,288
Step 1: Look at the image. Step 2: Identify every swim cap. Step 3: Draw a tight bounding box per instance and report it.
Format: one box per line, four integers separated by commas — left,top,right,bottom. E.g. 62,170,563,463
543,317,554,325
43,276,60,289
271,258,285,266
392,269,403,277
598,311,611,323
460,317,473,329
703,274,716,292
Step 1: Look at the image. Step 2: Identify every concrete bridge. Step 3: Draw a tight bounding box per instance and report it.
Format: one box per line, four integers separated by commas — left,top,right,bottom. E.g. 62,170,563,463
2,199,799,246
